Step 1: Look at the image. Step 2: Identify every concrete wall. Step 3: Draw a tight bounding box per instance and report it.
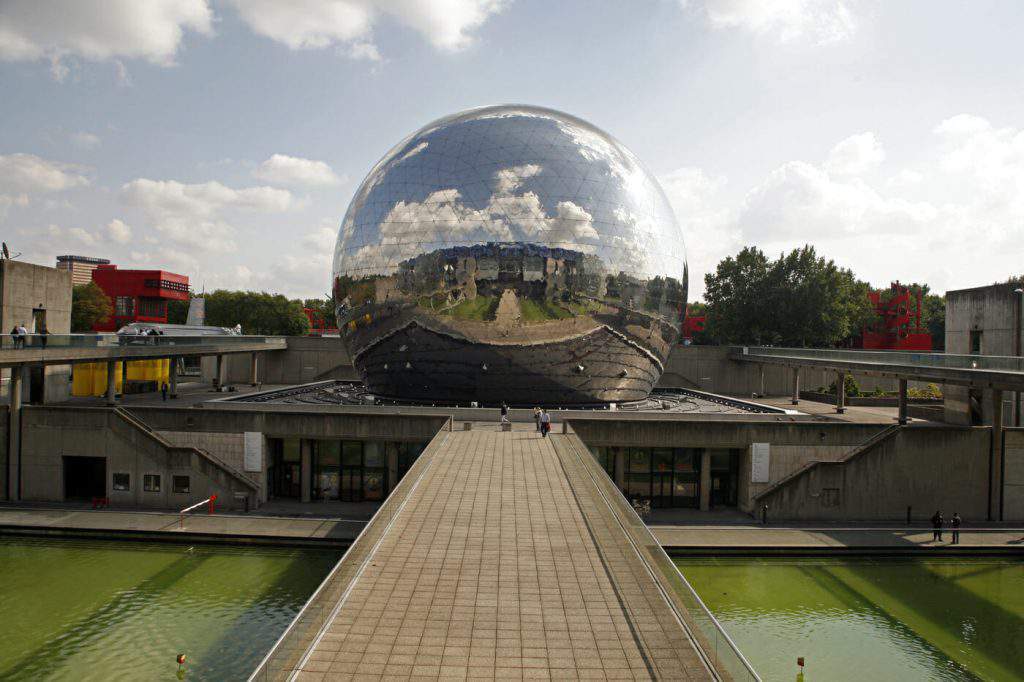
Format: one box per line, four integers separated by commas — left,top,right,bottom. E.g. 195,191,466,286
156,430,264,501
944,284,1023,425
756,426,991,522
18,406,256,510
0,260,73,403
202,336,357,386
1004,429,1024,521
568,417,883,512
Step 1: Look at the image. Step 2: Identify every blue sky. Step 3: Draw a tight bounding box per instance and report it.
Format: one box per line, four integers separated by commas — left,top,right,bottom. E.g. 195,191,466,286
2,0,1023,299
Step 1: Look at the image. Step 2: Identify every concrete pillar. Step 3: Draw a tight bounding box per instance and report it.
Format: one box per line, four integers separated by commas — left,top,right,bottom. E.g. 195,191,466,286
613,448,625,493
835,371,846,414
300,439,312,503
213,354,224,390
7,366,22,501
387,446,399,492
105,360,117,406
699,449,711,511
250,352,260,387
168,357,178,399
791,367,800,405
991,389,1004,522
897,378,908,425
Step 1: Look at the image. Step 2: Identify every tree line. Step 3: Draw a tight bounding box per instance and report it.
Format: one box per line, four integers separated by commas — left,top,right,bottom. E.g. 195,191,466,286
695,245,947,349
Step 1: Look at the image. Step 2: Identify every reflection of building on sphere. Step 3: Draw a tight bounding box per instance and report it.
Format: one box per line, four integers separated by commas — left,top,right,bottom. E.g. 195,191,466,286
332,105,688,405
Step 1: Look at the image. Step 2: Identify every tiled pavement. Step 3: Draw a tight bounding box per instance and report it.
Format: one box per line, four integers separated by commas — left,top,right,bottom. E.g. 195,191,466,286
295,428,713,681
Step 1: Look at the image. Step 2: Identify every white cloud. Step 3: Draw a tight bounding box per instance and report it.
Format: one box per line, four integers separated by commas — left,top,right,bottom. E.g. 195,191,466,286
227,0,506,59
0,0,213,78
825,132,885,176
70,131,101,150
121,178,294,252
106,218,132,244
691,0,857,44
0,153,90,193
254,154,344,187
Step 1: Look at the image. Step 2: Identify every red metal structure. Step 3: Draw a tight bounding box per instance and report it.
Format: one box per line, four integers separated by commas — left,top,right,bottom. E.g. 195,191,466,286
681,306,706,344
860,281,932,351
90,264,190,332
304,307,338,335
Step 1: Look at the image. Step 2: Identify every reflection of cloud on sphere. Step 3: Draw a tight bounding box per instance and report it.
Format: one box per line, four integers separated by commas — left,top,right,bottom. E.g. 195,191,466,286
332,105,688,405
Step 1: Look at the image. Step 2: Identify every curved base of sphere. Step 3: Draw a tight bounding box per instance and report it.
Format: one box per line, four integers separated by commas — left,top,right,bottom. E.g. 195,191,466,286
353,322,661,406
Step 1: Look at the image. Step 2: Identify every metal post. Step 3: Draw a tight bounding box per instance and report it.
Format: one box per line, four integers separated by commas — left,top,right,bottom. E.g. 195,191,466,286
835,371,846,414
250,352,259,387
897,378,908,425
168,357,178,399
791,367,800,405
1015,288,1023,427
8,366,22,501
105,360,117,406
213,354,224,391
991,389,1004,522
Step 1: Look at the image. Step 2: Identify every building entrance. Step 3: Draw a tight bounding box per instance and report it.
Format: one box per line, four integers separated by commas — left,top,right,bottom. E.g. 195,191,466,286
268,438,301,498
63,456,106,500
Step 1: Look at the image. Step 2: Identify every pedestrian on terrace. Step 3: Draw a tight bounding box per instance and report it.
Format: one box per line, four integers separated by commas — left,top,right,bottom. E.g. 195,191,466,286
951,512,962,544
932,510,944,542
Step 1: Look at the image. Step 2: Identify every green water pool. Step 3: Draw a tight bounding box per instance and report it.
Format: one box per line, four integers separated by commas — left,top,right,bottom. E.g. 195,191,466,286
0,537,341,681
676,556,1024,681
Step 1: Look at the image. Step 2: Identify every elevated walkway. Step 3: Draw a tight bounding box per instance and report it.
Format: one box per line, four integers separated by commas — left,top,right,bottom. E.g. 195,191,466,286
254,425,751,680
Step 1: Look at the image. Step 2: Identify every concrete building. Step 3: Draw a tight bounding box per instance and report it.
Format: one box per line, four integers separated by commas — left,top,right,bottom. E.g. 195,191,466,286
1,259,72,404
944,282,1024,425
55,255,110,287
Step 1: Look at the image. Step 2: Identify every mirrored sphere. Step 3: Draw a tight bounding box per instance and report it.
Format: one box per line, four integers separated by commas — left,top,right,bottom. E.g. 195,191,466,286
333,104,687,405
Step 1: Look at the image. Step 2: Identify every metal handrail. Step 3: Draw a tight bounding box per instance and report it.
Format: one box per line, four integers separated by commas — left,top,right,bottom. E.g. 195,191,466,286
559,433,760,681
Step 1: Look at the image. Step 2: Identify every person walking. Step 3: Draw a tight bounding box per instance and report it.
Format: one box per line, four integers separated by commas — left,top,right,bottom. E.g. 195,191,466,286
16,323,28,348
931,510,944,542
500,402,510,425
951,512,962,545
160,382,169,401
533,406,541,432
540,409,551,437
9,325,20,349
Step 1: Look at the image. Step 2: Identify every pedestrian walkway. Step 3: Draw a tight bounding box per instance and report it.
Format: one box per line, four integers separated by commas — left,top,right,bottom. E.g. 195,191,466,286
286,428,713,680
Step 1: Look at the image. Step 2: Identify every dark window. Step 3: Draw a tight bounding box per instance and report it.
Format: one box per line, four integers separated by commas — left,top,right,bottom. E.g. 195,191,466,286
970,329,982,355
137,298,167,318
115,296,135,316
172,475,190,494
144,474,161,492
112,473,130,491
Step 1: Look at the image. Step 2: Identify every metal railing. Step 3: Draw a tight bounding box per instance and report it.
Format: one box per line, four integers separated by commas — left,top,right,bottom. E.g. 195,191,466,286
558,433,760,681
248,418,452,681
0,333,283,351
734,345,1024,373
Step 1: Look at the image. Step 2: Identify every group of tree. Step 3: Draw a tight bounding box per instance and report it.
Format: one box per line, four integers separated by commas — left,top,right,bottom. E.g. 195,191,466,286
701,245,876,347
71,282,112,332
202,290,310,336
697,245,948,349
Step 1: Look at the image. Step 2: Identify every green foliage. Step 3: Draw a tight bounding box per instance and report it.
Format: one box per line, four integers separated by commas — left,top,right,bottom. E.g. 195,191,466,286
827,374,861,397
703,245,874,347
166,298,190,325
303,294,337,328
203,290,310,336
518,298,572,323
443,296,498,321
71,282,112,332
908,383,943,399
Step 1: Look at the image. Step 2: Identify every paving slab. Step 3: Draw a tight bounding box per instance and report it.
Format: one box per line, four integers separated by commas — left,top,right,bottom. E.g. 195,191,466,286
294,429,713,680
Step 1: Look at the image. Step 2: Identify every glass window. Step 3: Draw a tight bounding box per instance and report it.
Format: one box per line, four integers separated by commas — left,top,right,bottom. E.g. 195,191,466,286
627,448,650,473
317,440,341,467
364,441,383,467
115,296,135,316
652,448,673,472
710,449,733,471
112,473,130,491
342,441,362,466
625,472,651,499
144,474,160,492
172,476,190,494
674,449,698,473
282,438,301,462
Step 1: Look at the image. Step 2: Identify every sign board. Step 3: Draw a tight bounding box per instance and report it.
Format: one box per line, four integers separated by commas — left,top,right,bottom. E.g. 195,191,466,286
751,442,770,483
243,432,263,472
